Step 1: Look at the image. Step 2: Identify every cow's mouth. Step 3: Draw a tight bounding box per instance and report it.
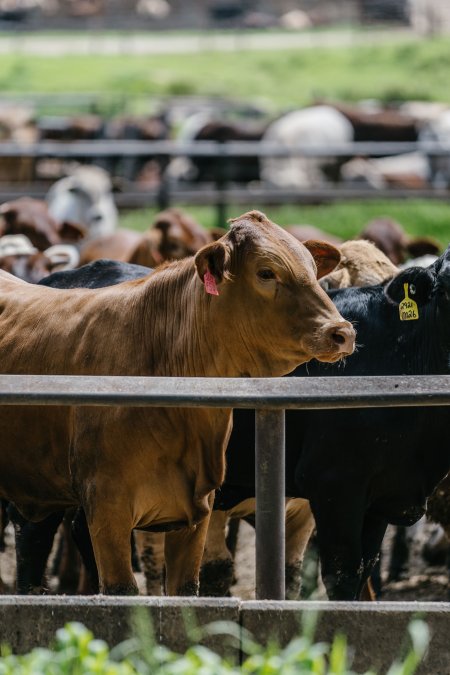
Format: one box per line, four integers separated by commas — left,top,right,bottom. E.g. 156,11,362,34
314,350,350,363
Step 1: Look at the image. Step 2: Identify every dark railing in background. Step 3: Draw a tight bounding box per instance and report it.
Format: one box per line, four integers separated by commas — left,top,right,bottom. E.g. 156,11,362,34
1,139,449,226
1,373,449,600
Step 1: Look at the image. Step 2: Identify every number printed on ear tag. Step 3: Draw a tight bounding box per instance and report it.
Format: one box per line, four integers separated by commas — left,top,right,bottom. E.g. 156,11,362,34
399,282,419,321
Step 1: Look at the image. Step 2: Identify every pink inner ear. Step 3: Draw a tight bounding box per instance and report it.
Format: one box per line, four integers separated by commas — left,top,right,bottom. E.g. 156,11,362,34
204,270,219,296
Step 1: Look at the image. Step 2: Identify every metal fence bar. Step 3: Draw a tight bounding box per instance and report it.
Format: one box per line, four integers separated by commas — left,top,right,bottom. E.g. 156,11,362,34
0,374,448,408
1,185,449,208
255,409,285,600
1,139,450,158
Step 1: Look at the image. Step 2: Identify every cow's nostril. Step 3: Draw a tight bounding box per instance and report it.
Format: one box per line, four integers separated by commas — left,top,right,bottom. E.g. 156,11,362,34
332,331,346,345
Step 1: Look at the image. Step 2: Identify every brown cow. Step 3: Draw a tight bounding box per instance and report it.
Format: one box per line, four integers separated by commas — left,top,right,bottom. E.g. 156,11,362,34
129,208,211,266
79,209,216,268
191,241,399,601
0,198,86,251
0,210,354,596
358,217,441,266
78,229,144,265
285,225,343,248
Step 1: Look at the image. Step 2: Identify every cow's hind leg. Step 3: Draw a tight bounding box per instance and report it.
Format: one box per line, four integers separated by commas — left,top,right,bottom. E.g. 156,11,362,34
200,510,234,596
165,510,212,596
134,531,165,596
285,498,315,600
9,505,64,594
71,508,99,594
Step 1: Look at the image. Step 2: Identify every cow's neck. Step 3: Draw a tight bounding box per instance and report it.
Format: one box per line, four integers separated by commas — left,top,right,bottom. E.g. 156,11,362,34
138,259,280,378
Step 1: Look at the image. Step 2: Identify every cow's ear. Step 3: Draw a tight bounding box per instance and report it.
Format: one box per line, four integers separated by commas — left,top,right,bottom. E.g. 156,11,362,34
209,226,228,242
195,240,231,285
385,266,435,307
58,221,87,242
129,234,164,267
302,240,341,279
406,236,441,259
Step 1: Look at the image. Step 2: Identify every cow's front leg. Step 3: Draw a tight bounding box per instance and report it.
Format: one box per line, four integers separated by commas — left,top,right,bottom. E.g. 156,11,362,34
87,509,137,595
311,490,365,601
165,509,212,596
358,513,388,600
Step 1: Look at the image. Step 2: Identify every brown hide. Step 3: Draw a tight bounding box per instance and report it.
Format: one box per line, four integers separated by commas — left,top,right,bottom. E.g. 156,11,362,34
129,209,211,267
359,217,441,265
0,210,354,595
285,225,344,247
321,240,399,289
321,101,419,142
79,229,144,265
80,209,216,268
0,198,85,250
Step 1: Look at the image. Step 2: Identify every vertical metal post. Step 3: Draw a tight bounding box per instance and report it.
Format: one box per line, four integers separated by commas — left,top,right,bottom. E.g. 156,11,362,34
255,409,285,600
215,139,228,229
157,157,171,211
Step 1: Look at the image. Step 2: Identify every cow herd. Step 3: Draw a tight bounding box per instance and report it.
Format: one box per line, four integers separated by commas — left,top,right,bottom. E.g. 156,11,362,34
0,174,448,602
5,98,450,189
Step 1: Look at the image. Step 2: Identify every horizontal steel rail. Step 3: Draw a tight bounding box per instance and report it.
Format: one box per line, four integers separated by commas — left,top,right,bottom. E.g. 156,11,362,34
0,184,448,208
0,374,448,408
1,139,450,157
0,373,449,600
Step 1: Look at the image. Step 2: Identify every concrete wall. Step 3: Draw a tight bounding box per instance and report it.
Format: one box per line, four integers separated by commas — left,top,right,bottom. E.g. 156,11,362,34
0,597,449,673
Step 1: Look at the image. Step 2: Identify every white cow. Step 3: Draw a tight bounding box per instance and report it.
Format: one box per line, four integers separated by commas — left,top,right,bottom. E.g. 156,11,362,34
46,166,118,240
418,109,450,187
260,105,353,189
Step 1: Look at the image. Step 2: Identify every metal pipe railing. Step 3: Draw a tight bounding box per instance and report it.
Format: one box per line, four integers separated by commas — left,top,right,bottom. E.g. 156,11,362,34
0,139,449,158
0,373,449,600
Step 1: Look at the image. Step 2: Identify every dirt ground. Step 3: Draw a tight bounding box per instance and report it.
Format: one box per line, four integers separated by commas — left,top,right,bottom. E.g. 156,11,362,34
231,519,450,601
0,518,447,600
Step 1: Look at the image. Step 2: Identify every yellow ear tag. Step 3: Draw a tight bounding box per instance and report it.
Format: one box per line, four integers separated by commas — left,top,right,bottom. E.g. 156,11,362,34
399,283,419,321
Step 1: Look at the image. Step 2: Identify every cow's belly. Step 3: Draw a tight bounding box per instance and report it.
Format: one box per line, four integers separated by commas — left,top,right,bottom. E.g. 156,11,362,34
132,466,214,530
74,406,232,528
0,406,75,513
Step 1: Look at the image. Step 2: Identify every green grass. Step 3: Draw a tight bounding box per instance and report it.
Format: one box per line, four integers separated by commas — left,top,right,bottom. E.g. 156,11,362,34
2,36,450,112
120,199,450,248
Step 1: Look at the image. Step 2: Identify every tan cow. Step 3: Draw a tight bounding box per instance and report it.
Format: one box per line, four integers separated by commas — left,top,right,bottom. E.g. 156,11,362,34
320,240,398,289
0,210,354,595
192,240,400,601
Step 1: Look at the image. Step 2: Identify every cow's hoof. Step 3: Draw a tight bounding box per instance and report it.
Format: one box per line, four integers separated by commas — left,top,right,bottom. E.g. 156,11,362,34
199,559,234,597
285,563,302,600
177,581,199,596
102,583,139,595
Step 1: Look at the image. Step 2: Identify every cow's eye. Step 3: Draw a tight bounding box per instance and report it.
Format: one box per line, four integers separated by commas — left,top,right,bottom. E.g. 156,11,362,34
257,268,276,281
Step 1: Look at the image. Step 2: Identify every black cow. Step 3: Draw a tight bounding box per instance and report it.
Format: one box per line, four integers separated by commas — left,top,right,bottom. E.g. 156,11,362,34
9,259,151,594
213,246,450,600
38,259,151,289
